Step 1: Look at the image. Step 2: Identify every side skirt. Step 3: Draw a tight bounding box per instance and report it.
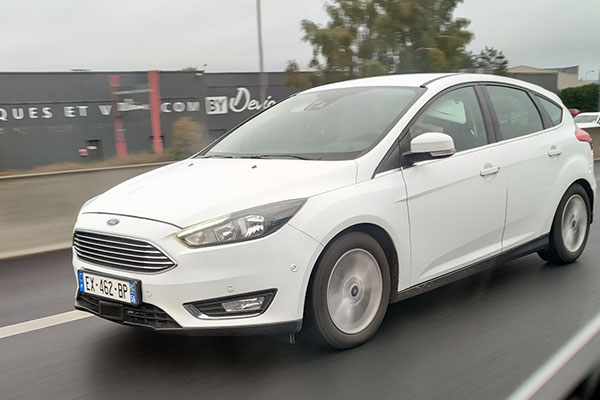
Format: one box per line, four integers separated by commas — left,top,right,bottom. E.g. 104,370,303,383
390,234,549,304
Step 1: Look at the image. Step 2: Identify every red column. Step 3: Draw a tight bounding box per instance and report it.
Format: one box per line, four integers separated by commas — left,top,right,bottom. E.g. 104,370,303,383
147,70,163,154
109,75,128,157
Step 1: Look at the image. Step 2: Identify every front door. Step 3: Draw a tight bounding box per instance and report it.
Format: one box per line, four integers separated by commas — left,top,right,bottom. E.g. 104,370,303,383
401,86,507,284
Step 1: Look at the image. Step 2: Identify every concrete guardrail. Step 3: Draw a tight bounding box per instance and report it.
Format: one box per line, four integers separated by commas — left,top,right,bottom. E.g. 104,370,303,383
0,162,170,260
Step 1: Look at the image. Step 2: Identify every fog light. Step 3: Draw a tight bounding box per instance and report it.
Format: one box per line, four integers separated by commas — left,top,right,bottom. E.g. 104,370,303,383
222,297,264,312
184,289,277,319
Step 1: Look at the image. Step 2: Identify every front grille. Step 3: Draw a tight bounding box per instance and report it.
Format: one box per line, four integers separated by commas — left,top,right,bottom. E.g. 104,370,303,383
77,293,180,329
73,230,175,273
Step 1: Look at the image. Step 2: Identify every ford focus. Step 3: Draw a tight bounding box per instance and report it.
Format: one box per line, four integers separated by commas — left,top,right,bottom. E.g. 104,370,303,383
73,73,595,349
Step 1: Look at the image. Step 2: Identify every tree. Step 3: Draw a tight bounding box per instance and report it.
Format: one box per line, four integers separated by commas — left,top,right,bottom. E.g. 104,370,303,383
286,0,475,87
284,60,316,90
470,46,508,75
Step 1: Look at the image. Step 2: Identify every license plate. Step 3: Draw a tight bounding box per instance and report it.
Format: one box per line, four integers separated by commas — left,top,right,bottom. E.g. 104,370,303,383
78,270,139,305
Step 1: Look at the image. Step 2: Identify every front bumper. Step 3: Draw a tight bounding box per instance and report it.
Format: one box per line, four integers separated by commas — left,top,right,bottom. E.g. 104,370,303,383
74,292,302,336
72,213,323,334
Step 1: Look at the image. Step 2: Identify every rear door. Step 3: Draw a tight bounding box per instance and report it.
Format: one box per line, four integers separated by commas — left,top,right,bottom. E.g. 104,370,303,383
401,85,507,284
482,84,565,250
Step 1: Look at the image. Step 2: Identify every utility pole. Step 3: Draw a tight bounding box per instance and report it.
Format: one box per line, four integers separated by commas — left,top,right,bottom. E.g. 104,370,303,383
256,0,267,104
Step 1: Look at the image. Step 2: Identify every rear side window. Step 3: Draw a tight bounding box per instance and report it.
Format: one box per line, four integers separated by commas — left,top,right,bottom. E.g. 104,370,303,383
537,96,563,126
487,86,544,140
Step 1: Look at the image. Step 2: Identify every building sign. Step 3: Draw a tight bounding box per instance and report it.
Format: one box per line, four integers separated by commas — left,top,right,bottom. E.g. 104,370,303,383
0,89,273,122
160,101,201,113
0,71,298,171
205,87,277,115
0,100,202,123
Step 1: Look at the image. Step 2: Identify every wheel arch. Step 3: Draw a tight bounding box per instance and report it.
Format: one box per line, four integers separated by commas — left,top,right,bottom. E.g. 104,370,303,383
542,152,596,234
547,178,595,231
305,223,399,307
574,178,594,223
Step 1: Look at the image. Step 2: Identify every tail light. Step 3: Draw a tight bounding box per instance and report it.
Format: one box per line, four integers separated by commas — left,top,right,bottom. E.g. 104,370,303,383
576,127,593,150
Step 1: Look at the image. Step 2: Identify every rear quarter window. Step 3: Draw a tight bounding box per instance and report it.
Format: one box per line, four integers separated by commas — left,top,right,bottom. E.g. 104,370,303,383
537,96,563,126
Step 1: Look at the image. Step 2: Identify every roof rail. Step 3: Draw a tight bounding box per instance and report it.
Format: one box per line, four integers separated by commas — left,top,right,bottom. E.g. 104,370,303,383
419,73,461,88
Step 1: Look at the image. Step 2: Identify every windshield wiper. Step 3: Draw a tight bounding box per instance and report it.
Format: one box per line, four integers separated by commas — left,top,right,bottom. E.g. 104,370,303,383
240,154,322,161
196,154,235,159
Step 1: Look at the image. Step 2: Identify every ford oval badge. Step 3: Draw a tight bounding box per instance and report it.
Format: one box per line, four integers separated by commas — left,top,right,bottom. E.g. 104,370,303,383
107,218,120,226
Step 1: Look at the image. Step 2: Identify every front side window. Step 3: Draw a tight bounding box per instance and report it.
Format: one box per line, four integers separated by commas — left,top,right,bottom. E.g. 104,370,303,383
487,86,544,140
537,96,563,126
203,86,421,160
409,86,488,152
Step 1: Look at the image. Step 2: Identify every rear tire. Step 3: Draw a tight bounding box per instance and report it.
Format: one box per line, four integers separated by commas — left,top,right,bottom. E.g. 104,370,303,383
539,184,591,265
305,232,391,350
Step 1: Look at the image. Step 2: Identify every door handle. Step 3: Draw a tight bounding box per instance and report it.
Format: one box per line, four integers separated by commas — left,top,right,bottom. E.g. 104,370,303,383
548,146,562,157
480,163,500,177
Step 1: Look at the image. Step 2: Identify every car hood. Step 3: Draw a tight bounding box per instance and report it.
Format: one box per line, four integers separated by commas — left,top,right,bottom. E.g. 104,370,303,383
82,158,357,228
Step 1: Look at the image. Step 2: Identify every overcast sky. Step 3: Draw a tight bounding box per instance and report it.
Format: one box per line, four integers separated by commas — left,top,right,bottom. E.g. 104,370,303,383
1,0,598,79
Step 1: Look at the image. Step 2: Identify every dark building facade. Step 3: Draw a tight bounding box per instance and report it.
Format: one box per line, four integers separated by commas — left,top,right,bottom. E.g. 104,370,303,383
0,71,299,171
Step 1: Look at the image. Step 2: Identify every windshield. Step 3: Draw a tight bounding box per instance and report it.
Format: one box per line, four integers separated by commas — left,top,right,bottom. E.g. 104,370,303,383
203,86,421,160
575,114,599,123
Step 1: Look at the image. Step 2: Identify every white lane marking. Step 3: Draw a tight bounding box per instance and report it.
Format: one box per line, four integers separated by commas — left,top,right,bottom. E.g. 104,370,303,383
0,311,92,340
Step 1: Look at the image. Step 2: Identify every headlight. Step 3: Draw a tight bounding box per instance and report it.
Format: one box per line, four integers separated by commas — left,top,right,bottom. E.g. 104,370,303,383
175,199,306,248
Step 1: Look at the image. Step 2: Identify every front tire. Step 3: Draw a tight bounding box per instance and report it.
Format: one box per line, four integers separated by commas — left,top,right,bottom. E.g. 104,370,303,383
306,232,391,349
539,184,591,265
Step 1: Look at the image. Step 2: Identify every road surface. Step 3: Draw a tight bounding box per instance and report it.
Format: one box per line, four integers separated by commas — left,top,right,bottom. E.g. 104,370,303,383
2,175,600,399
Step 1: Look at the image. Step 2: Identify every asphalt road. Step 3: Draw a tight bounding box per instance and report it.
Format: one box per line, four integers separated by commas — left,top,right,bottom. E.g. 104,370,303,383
2,187,600,399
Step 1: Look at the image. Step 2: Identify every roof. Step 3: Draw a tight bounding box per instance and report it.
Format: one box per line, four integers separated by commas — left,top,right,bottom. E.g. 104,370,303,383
303,73,456,92
304,72,556,90
301,72,563,105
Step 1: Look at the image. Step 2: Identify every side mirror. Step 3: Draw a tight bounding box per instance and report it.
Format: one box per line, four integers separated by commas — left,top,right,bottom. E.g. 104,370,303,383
404,132,456,164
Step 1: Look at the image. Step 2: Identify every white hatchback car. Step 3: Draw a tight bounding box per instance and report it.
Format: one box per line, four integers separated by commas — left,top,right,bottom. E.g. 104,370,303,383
73,73,595,349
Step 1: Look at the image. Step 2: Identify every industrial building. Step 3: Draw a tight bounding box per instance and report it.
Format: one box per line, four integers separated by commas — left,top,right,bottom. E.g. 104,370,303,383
0,71,298,171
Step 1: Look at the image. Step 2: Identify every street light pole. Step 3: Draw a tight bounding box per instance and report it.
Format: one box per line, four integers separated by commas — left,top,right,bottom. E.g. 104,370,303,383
256,0,267,104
